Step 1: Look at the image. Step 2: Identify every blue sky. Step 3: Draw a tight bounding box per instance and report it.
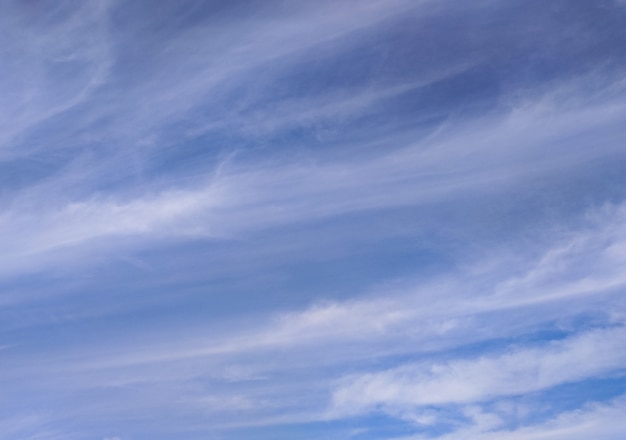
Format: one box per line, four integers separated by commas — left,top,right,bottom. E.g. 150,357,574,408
1,0,626,439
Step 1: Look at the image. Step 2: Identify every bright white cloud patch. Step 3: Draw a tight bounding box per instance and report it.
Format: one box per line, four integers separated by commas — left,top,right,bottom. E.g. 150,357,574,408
332,325,626,411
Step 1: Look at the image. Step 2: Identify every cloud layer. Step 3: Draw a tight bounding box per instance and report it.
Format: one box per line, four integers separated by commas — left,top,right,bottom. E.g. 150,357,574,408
1,1,626,439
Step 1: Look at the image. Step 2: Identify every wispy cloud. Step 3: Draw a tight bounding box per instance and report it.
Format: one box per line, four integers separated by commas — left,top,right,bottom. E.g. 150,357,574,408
393,395,626,440
332,325,626,412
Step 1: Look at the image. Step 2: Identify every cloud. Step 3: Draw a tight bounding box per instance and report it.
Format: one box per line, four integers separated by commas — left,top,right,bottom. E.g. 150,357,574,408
2,81,625,282
1,1,626,439
395,395,626,440
0,0,113,154
331,325,626,414
6,197,626,371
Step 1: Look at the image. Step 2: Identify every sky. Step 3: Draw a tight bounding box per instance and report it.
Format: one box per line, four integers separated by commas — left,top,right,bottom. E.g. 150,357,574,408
1,0,626,439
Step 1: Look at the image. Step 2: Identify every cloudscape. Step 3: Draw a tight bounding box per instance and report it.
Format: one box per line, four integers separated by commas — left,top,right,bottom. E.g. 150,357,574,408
1,1,626,439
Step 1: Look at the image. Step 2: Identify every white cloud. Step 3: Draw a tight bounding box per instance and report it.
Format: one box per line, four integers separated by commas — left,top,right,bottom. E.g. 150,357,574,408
0,0,113,154
1,2,625,437
396,395,626,440
3,85,625,281
331,325,626,413
8,198,626,368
